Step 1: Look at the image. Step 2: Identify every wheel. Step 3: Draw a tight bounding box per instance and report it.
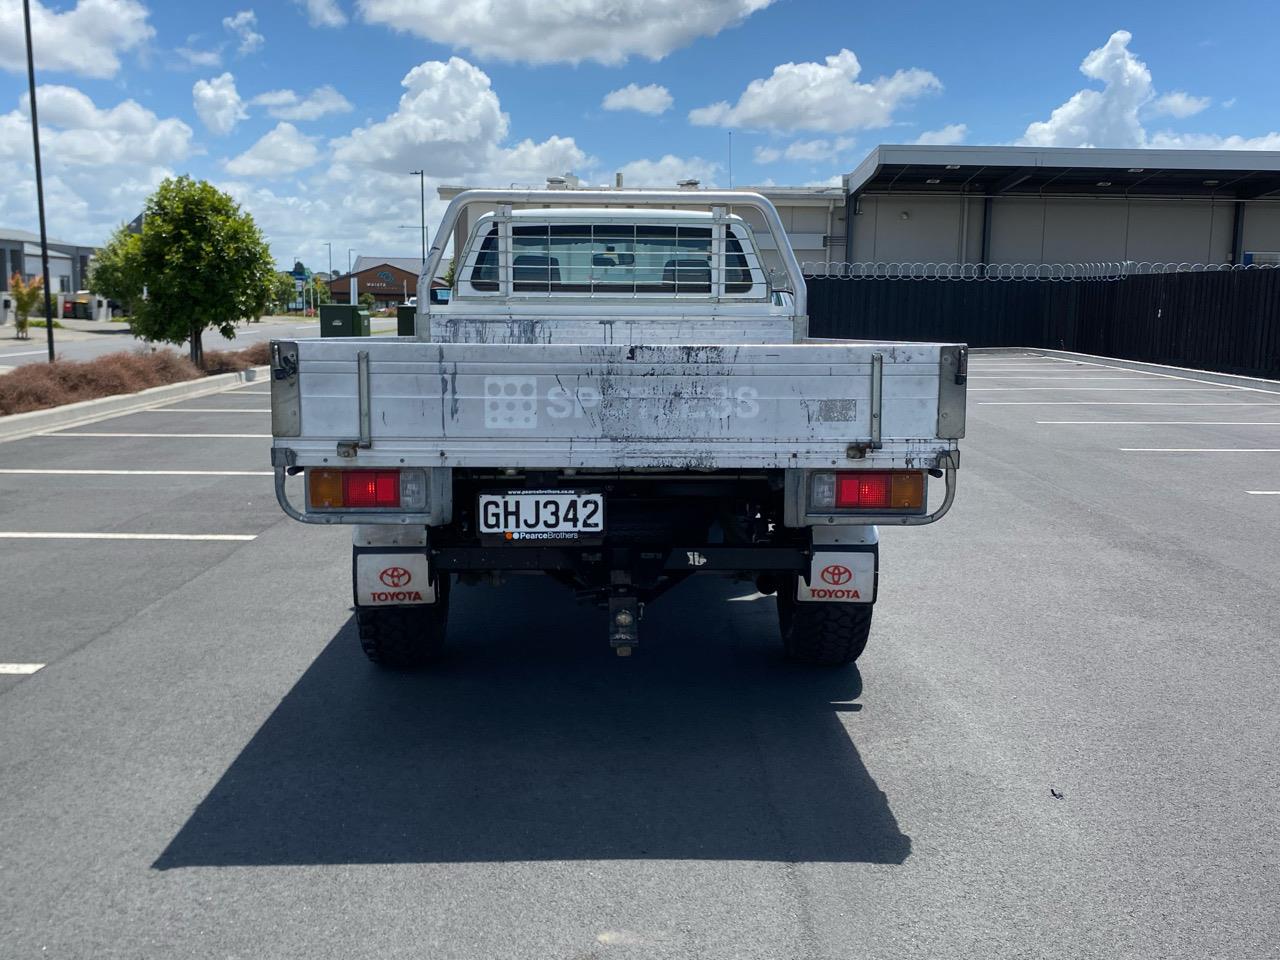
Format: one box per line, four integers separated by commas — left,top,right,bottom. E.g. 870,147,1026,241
356,577,450,669
776,575,872,665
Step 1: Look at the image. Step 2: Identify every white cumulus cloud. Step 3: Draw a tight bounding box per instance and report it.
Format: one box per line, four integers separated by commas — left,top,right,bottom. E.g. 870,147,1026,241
330,57,508,177
1019,31,1152,147
296,0,346,27
0,84,191,242
616,154,720,187
225,122,320,177
754,137,856,163
1150,91,1210,118
689,49,941,133
223,9,264,56
0,0,153,80
914,123,967,145
602,83,673,115
252,85,353,121
356,0,774,65
1020,30,1277,150
193,73,247,136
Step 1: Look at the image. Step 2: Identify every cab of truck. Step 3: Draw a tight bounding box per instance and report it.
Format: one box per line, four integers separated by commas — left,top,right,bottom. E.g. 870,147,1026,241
424,206,805,345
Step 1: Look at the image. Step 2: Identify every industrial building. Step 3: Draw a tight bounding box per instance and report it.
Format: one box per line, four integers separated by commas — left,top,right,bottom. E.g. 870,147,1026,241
843,145,1280,268
439,145,1280,278
0,228,98,293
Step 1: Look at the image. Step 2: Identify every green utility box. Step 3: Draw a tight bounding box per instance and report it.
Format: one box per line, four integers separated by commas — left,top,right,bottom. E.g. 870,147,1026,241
396,304,417,337
319,304,371,337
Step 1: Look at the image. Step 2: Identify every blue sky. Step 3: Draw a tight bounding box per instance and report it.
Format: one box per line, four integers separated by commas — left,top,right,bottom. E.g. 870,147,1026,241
1,0,1277,269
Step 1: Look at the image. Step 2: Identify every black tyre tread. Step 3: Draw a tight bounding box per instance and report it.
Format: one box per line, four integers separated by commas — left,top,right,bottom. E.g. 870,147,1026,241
356,592,448,669
778,583,872,666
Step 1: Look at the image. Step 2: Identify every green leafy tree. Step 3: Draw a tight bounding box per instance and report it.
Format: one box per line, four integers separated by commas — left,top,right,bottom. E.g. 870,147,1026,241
310,276,332,305
272,271,297,312
8,273,44,339
88,176,274,366
88,230,143,317
441,256,456,288
359,291,376,311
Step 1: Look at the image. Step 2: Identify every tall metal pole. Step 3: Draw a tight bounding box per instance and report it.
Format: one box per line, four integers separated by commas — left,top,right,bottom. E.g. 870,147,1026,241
410,170,425,265
323,241,332,278
22,0,55,361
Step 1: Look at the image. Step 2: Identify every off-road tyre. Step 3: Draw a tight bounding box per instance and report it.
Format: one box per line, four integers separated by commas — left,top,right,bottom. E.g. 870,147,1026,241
776,578,872,666
356,577,450,669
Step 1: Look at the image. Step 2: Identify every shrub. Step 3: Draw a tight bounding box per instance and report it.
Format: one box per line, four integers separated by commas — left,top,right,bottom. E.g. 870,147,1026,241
0,340,273,416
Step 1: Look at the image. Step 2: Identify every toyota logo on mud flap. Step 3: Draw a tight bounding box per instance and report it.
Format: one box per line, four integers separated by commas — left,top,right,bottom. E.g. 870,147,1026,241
379,566,412,588
820,564,853,586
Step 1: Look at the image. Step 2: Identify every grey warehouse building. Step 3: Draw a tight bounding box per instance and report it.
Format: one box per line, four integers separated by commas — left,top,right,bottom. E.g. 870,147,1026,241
0,228,98,293
842,145,1280,268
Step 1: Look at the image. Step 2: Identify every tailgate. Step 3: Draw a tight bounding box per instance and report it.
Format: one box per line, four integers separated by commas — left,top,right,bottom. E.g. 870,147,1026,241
270,339,965,470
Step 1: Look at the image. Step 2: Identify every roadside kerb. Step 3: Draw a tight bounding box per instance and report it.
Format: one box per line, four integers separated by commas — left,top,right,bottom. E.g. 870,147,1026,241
0,366,270,444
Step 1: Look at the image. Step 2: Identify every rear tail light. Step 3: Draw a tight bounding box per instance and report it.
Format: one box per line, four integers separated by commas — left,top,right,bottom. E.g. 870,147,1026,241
307,468,427,511
810,470,926,513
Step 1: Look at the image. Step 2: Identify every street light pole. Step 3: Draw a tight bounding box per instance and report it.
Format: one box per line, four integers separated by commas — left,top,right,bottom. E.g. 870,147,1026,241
323,241,332,279
410,169,425,265
347,247,356,305
22,0,56,362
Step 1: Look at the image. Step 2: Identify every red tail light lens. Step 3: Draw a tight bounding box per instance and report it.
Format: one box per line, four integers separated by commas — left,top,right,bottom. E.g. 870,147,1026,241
342,470,401,508
835,472,892,509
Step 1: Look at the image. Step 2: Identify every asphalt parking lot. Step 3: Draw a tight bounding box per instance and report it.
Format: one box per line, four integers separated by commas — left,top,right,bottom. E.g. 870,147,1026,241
1,351,1278,960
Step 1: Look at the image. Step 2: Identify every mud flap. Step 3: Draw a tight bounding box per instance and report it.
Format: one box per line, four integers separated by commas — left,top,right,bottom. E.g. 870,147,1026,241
797,530,878,604
353,547,438,606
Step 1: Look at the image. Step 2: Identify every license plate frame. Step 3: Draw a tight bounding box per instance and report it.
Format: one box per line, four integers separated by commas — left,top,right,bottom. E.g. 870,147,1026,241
477,489,606,543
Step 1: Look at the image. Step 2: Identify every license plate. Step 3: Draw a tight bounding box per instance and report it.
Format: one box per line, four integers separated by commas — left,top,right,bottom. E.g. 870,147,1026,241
478,491,604,541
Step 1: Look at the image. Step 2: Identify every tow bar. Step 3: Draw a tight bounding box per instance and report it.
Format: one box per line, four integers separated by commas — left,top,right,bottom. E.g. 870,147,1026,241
608,572,641,656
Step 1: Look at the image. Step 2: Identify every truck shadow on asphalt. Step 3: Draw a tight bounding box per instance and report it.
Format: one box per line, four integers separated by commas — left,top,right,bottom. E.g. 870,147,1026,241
155,577,910,867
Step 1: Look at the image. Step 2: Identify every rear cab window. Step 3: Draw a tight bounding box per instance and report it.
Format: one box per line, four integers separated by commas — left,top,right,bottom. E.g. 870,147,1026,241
460,214,766,299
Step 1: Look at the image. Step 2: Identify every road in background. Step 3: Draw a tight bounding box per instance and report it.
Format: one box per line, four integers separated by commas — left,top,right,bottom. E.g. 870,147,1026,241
0,315,397,370
0,353,1277,959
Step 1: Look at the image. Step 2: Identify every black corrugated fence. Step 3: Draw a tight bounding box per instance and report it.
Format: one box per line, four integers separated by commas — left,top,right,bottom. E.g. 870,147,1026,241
806,269,1280,379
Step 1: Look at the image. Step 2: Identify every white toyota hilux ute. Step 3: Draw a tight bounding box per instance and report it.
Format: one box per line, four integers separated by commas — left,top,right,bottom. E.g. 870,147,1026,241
269,189,966,665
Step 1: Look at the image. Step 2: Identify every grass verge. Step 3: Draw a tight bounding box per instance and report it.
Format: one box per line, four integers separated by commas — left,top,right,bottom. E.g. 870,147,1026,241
0,340,271,416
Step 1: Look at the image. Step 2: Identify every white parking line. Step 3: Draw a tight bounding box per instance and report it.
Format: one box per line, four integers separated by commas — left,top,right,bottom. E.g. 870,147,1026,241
971,387,1241,392
1120,448,1280,453
38,432,270,439
1246,491,1280,495
0,349,47,358
1037,421,1280,425
147,408,271,413
0,532,257,541
0,663,45,675
980,401,1280,406
1017,356,1280,396
0,469,272,476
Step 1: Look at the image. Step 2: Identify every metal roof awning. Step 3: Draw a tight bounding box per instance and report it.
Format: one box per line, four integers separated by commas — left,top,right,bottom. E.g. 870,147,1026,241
845,145,1280,200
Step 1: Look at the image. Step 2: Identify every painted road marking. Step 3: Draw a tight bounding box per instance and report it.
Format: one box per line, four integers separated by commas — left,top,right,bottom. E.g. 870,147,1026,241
1037,421,1280,425
0,532,257,541
1017,356,1280,396
1120,448,1280,453
970,376,1165,381
0,349,48,358
38,432,271,439
971,387,1243,392
0,469,272,476
981,402,1280,406
0,663,45,675
1246,491,1280,495
147,407,271,413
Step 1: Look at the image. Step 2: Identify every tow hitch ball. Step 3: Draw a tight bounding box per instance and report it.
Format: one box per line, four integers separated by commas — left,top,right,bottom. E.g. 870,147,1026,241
609,594,641,657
